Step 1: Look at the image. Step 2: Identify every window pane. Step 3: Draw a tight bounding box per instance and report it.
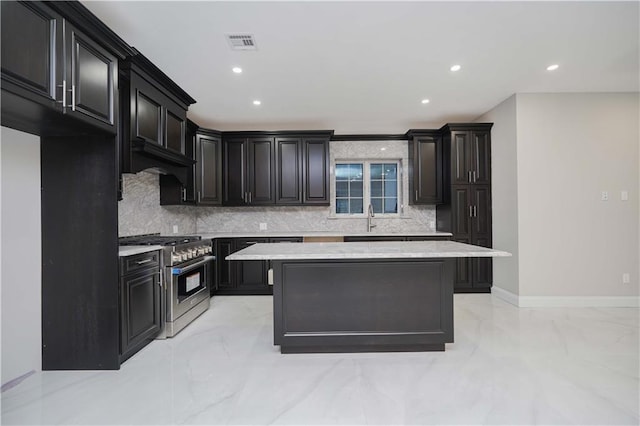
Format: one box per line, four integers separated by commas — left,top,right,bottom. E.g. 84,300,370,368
384,180,397,197
335,164,350,180
371,180,382,197
350,199,363,214
349,164,363,180
336,199,349,214
370,164,383,180
371,198,382,213
383,164,397,179
384,198,397,213
336,181,348,197
350,180,363,197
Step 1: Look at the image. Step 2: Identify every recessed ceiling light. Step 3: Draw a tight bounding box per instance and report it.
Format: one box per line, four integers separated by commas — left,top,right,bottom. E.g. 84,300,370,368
450,64,461,72
546,64,559,71
421,99,430,104
232,67,242,74
380,147,387,151
253,100,261,106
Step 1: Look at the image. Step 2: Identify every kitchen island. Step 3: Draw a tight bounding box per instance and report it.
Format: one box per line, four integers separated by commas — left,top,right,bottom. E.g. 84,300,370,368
227,241,510,353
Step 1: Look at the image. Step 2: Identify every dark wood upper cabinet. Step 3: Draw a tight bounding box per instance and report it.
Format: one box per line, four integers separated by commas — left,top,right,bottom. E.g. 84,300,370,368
247,137,276,204
223,138,248,205
64,22,118,129
1,1,61,105
303,138,330,205
196,130,222,205
276,138,303,204
406,130,443,204
119,52,195,196
1,1,123,134
222,131,331,207
471,131,491,185
443,126,492,185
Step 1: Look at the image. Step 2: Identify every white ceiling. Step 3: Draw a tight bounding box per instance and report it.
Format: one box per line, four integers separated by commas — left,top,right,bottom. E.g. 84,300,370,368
83,1,639,134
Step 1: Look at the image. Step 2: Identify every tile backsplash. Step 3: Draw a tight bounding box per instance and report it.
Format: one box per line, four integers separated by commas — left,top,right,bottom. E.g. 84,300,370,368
118,172,196,237
118,140,436,236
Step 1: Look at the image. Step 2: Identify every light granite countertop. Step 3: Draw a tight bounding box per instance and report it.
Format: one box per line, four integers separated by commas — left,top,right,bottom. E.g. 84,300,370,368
196,231,452,239
226,241,511,261
118,245,163,257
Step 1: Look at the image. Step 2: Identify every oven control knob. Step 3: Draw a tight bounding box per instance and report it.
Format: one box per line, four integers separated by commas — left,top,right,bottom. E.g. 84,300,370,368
181,251,189,261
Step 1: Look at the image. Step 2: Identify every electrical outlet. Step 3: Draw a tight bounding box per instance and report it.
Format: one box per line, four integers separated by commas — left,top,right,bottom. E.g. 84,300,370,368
622,273,630,284
172,225,178,234
259,223,267,231
621,190,628,201
601,191,609,201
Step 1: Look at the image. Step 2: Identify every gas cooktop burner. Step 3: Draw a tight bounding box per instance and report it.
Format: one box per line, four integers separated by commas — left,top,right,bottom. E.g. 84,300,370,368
118,234,202,246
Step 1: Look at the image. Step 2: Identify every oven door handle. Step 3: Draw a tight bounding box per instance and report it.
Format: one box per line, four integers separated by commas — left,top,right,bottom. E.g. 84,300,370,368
171,256,215,275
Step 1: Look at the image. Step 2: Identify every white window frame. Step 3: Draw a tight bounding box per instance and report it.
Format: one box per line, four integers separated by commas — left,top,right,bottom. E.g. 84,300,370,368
334,160,402,217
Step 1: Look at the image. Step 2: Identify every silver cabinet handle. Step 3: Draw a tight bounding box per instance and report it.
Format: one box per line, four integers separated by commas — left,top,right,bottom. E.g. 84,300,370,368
56,81,67,107
248,192,252,203
469,206,473,217
474,206,478,217
468,171,472,183
415,190,418,201
182,187,187,201
136,259,153,265
473,171,477,183
197,191,201,203
71,84,76,111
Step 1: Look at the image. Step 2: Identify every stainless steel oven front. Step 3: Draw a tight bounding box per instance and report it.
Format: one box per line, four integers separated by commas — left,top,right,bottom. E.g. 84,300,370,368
165,255,214,337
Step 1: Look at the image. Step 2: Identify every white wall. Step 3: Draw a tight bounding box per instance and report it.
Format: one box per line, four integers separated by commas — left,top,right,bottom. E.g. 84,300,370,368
480,93,639,304
516,93,639,298
1,126,42,385
476,95,520,296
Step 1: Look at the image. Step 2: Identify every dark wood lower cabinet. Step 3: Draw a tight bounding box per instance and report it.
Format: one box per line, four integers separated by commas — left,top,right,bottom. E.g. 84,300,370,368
214,237,304,295
119,251,162,362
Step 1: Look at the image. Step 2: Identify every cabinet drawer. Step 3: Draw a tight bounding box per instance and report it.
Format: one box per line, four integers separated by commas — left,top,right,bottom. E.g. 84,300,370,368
120,250,160,276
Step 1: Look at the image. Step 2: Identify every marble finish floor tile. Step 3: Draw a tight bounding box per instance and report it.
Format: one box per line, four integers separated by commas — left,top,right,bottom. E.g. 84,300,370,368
2,295,638,425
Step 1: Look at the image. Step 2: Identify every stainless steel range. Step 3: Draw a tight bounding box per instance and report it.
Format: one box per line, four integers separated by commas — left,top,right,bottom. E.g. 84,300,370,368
119,234,214,338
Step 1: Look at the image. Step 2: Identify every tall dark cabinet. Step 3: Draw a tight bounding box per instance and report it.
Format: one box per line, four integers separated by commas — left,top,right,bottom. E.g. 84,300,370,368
195,128,223,205
2,1,134,370
437,124,493,292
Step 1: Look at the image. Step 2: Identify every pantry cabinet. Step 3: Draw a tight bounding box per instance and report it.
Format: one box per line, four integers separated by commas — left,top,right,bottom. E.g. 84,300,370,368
437,123,493,292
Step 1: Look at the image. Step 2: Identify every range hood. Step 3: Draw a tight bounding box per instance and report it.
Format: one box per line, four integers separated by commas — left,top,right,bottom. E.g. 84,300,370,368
130,137,195,185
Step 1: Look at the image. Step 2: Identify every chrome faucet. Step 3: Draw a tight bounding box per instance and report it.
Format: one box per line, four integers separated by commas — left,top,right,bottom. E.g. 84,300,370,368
367,204,376,232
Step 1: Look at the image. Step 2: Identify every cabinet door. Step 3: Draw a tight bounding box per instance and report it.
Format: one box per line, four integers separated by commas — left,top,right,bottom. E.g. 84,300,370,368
1,1,62,106
471,130,491,185
165,102,186,155
471,185,492,288
234,239,270,293
411,135,443,204
303,138,330,204
247,137,275,204
450,185,472,239
120,270,161,358
196,134,222,205
215,239,235,290
276,138,302,204
131,74,163,145
64,22,118,131
450,131,473,185
223,138,247,205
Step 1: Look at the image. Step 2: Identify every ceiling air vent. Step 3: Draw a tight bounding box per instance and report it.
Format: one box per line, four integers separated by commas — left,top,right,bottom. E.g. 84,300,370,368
226,34,257,51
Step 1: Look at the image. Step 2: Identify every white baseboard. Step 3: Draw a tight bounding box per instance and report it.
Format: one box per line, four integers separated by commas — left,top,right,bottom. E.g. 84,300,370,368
492,286,640,308
491,286,519,306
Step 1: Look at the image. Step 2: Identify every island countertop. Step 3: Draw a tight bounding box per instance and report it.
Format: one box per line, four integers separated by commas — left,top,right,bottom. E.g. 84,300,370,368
226,240,511,261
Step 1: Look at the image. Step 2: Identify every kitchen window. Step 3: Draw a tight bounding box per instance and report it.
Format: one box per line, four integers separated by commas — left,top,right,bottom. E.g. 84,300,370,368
335,161,400,215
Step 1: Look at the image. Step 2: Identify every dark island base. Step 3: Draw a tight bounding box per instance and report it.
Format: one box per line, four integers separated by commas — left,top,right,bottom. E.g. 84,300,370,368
272,258,455,354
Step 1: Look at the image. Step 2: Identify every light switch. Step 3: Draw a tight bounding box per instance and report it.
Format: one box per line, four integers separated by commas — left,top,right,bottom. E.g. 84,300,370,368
621,190,628,201
172,225,178,234
259,222,267,230
601,191,609,201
